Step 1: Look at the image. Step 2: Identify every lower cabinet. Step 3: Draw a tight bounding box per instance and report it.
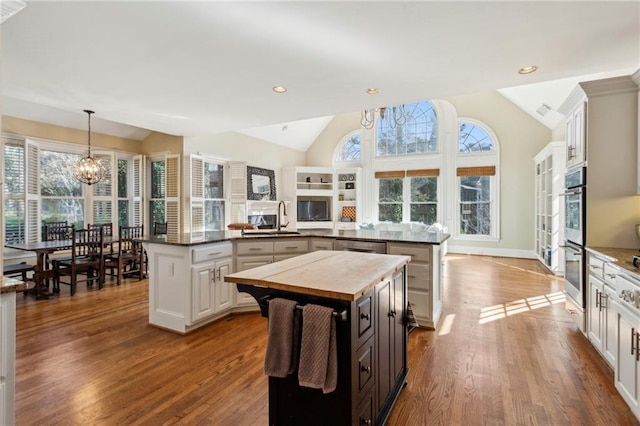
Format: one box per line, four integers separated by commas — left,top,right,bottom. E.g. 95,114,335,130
375,269,406,419
614,299,640,415
1,292,16,425
191,257,233,322
387,242,442,328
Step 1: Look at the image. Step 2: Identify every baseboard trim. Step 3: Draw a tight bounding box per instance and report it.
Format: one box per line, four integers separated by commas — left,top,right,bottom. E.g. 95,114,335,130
445,245,536,259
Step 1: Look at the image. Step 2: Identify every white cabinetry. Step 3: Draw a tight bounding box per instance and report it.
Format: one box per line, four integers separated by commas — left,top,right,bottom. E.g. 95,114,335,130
533,142,566,274
1,292,16,425
145,241,236,333
191,256,233,322
564,98,586,168
234,239,308,306
283,166,362,229
386,242,442,328
587,253,617,367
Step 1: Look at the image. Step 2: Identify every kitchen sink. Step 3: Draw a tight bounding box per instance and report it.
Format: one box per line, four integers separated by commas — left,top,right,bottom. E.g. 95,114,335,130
241,230,302,236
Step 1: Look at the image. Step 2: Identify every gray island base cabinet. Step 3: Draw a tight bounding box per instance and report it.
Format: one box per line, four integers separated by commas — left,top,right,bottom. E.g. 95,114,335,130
225,250,410,426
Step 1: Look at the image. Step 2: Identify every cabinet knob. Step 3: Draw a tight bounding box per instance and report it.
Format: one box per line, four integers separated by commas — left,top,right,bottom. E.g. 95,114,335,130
360,365,371,373
389,310,397,318
360,419,372,426
360,313,370,320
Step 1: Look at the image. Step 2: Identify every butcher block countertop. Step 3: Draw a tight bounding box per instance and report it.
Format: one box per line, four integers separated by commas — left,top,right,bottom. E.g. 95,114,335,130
224,250,411,301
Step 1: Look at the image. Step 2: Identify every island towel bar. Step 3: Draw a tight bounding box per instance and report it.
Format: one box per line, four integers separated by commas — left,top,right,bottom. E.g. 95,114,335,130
260,296,348,322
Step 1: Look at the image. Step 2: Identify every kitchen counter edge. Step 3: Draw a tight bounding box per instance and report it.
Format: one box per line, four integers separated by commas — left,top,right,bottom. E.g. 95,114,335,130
139,229,451,247
586,246,640,277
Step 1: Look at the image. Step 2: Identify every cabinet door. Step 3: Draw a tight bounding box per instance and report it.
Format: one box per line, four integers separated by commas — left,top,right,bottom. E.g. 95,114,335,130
614,302,640,412
375,279,391,411
588,275,604,351
214,258,233,313
604,286,617,366
572,104,585,165
565,115,574,165
191,263,215,322
235,256,273,306
392,269,405,385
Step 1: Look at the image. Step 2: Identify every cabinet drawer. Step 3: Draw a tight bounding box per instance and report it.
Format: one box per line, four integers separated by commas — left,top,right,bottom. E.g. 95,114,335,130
192,243,232,264
387,243,431,263
408,289,431,321
407,263,430,291
602,263,618,288
235,241,274,256
309,238,334,251
587,256,604,279
357,292,373,343
357,337,375,397
274,239,308,254
355,388,375,426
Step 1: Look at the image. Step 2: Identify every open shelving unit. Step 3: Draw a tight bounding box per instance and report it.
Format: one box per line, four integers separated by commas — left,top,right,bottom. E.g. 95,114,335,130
534,141,566,274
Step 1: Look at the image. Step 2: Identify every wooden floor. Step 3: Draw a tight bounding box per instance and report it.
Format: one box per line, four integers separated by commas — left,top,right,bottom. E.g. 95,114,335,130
14,254,639,425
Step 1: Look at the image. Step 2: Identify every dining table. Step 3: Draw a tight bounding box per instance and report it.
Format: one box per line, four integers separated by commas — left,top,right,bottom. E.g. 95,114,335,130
5,236,116,299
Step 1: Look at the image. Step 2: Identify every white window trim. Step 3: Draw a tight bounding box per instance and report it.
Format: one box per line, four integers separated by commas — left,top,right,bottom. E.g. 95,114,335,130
453,118,500,241
333,129,363,166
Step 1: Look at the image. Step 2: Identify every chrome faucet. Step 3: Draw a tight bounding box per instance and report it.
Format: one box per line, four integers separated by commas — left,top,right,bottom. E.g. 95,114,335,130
277,201,289,231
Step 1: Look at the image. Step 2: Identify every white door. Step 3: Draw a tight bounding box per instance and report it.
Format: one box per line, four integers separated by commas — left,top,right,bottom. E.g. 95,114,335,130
191,263,215,322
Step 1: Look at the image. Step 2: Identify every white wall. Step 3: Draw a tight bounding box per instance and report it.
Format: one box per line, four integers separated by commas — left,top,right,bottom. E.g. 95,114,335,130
184,131,306,195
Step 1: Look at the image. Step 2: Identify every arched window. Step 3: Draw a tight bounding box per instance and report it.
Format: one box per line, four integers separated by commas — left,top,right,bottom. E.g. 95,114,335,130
376,100,437,156
458,121,495,153
456,119,499,238
335,131,361,163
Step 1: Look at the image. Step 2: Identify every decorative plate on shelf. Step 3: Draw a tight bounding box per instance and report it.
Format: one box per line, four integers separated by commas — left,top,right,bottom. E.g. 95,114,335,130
348,174,355,181
339,174,347,181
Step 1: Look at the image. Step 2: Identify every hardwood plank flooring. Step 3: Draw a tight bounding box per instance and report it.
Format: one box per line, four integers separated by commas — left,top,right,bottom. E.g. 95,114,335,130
14,254,639,425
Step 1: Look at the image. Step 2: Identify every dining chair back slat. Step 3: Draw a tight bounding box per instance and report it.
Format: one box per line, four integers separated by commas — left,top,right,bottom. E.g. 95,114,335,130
42,222,72,241
103,225,145,286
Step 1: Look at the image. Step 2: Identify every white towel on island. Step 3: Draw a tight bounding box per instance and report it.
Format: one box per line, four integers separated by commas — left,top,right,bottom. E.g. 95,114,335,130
298,304,337,394
264,298,299,378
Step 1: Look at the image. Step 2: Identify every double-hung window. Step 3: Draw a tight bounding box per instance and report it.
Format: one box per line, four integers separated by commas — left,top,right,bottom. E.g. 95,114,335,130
375,169,439,225
4,139,26,244
190,154,226,232
456,120,499,238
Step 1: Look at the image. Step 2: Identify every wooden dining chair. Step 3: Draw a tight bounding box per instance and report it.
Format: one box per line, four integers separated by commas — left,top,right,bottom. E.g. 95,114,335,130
53,227,104,296
41,223,74,290
103,225,145,286
153,221,168,235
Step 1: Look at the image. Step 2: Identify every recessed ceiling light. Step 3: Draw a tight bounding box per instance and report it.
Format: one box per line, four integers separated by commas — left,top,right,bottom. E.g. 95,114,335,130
366,88,379,95
272,86,287,93
518,65,538,75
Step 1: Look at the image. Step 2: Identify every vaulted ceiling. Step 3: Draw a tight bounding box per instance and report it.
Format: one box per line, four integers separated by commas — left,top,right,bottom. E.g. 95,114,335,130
2,1,638,151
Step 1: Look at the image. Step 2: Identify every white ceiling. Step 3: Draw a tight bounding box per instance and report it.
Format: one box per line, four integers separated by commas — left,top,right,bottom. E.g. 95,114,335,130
1,1,639,151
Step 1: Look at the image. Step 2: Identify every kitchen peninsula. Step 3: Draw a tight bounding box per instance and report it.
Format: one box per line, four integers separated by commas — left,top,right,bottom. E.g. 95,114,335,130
224,250,410,426
140,229,449,333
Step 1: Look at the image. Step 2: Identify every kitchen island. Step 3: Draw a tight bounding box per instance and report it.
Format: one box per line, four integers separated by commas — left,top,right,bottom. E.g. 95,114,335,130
224,250,411,426
1,277,26,426
140,229,448,333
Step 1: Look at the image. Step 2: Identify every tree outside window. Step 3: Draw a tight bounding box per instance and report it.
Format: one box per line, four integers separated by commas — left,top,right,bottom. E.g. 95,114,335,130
117,159,130,226
378,178,403,222
40,150,84,228
459,175,491,235
204,161,225,231
410,177,437,224
150,160,166,225
376,101,438,157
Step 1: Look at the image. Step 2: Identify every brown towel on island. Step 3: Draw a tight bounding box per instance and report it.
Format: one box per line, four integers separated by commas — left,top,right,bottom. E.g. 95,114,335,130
264,298,299,378
298,304,337,394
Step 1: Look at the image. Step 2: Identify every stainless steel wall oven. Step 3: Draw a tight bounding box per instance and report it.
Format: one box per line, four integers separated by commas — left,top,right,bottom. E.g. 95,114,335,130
562,166,586,331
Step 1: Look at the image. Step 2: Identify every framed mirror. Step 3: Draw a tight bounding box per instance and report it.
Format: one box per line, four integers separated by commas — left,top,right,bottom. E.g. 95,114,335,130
247,166,276,201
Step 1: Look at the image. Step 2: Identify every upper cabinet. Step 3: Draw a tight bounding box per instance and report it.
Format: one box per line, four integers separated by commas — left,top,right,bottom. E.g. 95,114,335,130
559,75,639,248
564,95,587,169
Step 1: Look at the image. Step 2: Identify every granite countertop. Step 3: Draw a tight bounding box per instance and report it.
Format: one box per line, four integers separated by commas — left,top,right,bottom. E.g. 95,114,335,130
586,246,640,276
139,228,451,247
1,276,27,294
224,250,411,301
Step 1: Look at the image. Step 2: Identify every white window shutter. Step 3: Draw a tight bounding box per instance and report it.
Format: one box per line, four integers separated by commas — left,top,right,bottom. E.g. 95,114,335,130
25,139,40,242
229,161,247,223
91,151,115,226
190,154,204,233
165,154,180,236
132,154,145,227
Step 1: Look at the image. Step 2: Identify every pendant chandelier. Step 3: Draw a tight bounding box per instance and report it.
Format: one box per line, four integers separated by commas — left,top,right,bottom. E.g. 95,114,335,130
72,109,106,186
360,105,407,130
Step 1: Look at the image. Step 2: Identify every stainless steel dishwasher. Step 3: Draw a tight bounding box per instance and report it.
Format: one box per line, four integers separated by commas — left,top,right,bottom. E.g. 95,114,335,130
334,239,387,254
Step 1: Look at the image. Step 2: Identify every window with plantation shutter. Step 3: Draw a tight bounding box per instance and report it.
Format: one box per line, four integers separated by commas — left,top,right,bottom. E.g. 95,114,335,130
26,140,40,242
190,154,226,232
132,155,145,226
229,161,247,224
91,151,115,226
4,139,27,244
165,154,180,235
